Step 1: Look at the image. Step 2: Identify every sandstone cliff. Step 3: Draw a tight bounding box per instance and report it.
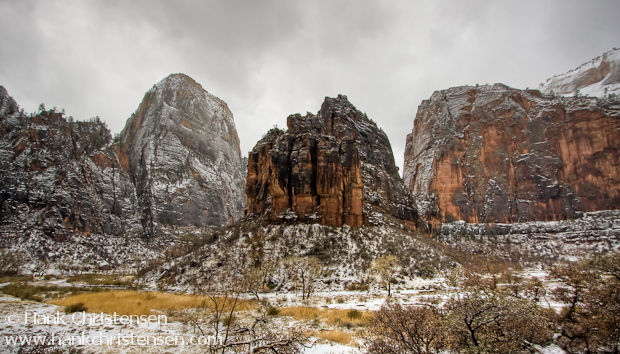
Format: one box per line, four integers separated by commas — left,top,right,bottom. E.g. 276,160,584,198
403,84,620,225
120,74,245,236
0,75,246,270
246,95,417,227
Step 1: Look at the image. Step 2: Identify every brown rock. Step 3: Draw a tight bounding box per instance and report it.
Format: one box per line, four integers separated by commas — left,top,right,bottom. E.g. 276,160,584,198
404,84,620,226
246,95,417,227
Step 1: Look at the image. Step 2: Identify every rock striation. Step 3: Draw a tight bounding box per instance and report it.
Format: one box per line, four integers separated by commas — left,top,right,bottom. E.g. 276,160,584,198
0,74,245,243
403,84,620,225
246,95,417,227
120,74,245,237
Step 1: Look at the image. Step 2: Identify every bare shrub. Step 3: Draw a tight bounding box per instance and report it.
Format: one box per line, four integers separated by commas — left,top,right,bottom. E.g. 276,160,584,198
551,252,620,353
368,303,445,353
444,290,553,352
181,285,308,353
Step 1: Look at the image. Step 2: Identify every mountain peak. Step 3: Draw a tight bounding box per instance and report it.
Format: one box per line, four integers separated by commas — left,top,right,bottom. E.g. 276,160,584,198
154,73,203,91
119,74,245,234
539,48,620,98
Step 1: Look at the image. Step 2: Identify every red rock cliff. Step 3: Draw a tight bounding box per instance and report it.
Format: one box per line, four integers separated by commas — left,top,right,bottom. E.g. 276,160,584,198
246,95,418,227
403,84,620,225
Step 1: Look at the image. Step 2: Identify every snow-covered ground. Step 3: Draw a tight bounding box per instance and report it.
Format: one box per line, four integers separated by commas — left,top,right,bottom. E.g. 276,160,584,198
0,268,575,353
0,294,364,353
0,291,364,353
0,274,440,353
0,295,198,353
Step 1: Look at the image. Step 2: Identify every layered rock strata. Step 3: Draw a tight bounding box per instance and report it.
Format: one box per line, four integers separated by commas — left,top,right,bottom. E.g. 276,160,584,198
246,95,418,227
404,84,620,225
0,74,246,242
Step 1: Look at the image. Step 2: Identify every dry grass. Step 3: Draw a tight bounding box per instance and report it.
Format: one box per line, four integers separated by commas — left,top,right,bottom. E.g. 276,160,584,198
50,290,256,316
315,329,356,345
67,274,134,287
277,306,372,328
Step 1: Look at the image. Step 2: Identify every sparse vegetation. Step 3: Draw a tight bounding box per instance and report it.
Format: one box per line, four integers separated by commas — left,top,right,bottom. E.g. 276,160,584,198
0,249,24,276
51,290,256,316
551,253,620,353
315,329,356,346
371,255,400,297
367,253,620,353
178,286,308,353
368,281,553,353
0,281,103,301
277,306,372,328
345,282,369,291
64,302,87,313
67,273,134,287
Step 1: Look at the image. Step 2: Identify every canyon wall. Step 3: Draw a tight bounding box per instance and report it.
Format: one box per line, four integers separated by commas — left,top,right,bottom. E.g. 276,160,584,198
403,84,619,225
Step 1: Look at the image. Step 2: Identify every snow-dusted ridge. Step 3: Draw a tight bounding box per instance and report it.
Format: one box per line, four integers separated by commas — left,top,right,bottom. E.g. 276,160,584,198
539,48,620,98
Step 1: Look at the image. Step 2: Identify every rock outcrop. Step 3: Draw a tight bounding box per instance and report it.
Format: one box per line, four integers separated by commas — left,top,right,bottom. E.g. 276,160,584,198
539,48,620,98
246,95,417,227
403,84,620,225
1,74,245,244
0,88,141,239
120,74,245,236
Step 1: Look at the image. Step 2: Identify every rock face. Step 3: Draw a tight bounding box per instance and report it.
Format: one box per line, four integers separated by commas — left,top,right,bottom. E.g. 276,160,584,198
403,84,620,225
0,88,140,239
120,74,245,237
539,48,620,98
0,74,245,243
246,95,417,227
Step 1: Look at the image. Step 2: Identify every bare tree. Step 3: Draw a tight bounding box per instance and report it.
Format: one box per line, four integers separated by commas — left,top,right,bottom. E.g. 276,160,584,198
182,284,309,353
284,256,322,300
522,276,546,303
444,289,553,353
552,253,620,353
371,255,399,297
241,257,278,302
368,302,445,353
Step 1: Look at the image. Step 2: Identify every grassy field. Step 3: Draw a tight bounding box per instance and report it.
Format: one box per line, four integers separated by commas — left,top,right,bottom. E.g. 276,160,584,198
50,290,256,316
278,306,372,328
313,329,357,345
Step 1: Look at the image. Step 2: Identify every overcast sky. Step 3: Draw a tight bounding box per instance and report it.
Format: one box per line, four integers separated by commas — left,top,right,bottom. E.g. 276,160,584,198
1,0,618,173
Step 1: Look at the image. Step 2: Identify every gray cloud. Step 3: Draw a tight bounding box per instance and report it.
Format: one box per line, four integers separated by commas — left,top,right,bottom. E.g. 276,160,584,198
1,0,619,173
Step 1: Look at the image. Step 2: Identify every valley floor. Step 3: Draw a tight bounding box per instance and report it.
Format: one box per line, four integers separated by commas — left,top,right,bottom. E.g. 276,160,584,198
0,269,569,353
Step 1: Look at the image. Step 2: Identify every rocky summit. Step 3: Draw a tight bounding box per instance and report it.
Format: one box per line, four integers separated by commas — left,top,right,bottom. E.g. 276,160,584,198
403,83,620,226
539,48,620,98
0,74,246,270
120,74,245,237
246,95,418,227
